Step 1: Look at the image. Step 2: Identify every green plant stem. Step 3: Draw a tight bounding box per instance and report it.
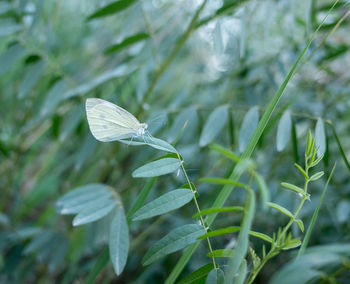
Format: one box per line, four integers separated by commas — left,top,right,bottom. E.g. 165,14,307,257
178,155,216,269
137,0,208,114
247,169,310,284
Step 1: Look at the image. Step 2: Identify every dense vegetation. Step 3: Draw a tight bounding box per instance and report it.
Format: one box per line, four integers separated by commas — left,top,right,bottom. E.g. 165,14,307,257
1,0,349,283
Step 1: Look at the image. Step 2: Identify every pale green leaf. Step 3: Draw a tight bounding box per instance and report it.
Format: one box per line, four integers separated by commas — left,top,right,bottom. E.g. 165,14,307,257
281,182,304,196
0,44,25,75
109,207,129,275
268,202,293,218
315,118,326,157
199,105,228,147
239,107,259,153
142,224,205,265
133,189,193,221
87,0,138,20
119,136,177,153
18,60,45,98
132,158,181,178
207,249,234,258
276,111,292,151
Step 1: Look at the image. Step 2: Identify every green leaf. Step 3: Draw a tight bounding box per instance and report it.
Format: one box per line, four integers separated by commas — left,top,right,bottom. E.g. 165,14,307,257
18,60,45,98
276,110,292,152
56,184,113,214
209,144,240,163
63,64,136,99
133,189,193,221
238,107,259,153
268,202,293,218
192,206,243,218
199,177,246,189
291,119,299,163
119,136,177,153
199,105,228,147
177,263,214,284
132,158,181,178
295,219,304,232
298,164,336,257
309,171,324,181
294,163,309,179
283,238,301,250
281,182,304,196
315,118,326,157
72,198,116,226
207,249,234,258
127,178,157,224
213,21,224,55
142,224,205,265
104,33,149,54
0,44,26,76
168,106,198,143
109,207,129,275
206,268,225,284
41,80,67,116
87,0,138,20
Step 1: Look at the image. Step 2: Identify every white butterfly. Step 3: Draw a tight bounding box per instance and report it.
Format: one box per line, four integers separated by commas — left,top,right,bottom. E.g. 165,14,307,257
86,98,148,142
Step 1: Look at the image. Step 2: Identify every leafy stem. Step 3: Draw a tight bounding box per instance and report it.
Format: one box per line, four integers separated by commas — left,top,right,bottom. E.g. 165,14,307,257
177,153,217,269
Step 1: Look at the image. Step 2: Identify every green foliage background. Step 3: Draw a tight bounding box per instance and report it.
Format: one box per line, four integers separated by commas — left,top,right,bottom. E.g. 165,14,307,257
0,0,349,283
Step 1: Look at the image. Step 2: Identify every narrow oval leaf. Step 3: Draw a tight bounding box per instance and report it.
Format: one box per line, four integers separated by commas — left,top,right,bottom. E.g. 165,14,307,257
18,60,45,98
119,136,177,153
268,202,293,218
109,207,129,275
209,144,240,163
309,171,324,181
105,33,149,54
239,107,259,153
88,0,138,20
132,158,181,178
178,263,214,284
315,118,326,157
276,111,292,151
199,105,228,147
295,219,304,232
207,249,234,258
142,224,205,265
206,268,225,284
72,198,116,226
254,173,270,209
133,189,193,221
281,182,304,196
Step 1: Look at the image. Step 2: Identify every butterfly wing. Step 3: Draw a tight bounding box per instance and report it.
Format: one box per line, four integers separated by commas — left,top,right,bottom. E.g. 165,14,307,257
86,98,141,142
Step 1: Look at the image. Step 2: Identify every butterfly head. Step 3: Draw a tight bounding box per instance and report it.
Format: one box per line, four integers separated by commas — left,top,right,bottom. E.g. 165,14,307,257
137,123,148,136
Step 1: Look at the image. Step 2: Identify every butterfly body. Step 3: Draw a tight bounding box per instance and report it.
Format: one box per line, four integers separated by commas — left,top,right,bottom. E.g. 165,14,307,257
86,98,148,142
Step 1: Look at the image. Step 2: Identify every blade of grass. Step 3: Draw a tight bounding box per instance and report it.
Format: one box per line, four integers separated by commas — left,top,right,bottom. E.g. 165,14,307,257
327,121,350,171
165,3,338,282
297,163,336,257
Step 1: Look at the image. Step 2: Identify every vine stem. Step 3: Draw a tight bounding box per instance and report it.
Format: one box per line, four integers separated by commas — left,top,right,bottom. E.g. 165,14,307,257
177,154,216,269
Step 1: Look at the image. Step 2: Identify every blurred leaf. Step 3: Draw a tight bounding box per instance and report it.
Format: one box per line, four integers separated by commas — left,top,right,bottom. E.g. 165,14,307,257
213,21,224,55
235,259,247,284
72,198,116,226
63,64,136,99
276,111,291,152
281,182,304,196
239,107,259,153
18,60,45,98
209,144,240,163
142,224,205,265
206,268,225,284
59,104,84,141
133,188,193,221
291,119,299,163
0,22,22,37
192,206,243,218
104,33,149,54
168,107,198,143
177,263,214,284
87,0,138,20
207,249,234,258
109,206,129,275
315,118,326,157
329,122,350,171
132,158,181,178
85,248,109,284
254,173,270,210
199,105,228,147
0,44,25,75
41,80,67,116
